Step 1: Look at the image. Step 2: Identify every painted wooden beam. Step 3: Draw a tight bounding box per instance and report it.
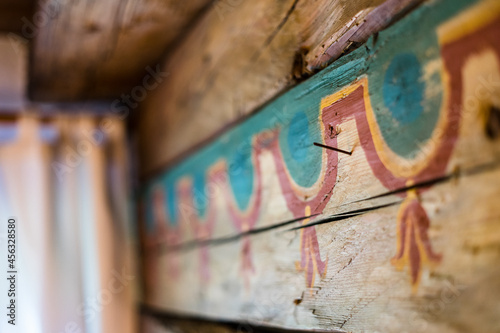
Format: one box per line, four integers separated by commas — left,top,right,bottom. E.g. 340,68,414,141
140,0,500,331
137,0,427,176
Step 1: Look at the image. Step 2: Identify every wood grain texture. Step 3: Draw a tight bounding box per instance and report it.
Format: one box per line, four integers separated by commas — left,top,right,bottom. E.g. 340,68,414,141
29,0,212,101
137,0,428,176
140,0,500,331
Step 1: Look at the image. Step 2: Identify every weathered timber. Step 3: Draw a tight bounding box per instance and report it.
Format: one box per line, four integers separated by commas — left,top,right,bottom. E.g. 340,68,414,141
137,0,427,176
140,0,500,331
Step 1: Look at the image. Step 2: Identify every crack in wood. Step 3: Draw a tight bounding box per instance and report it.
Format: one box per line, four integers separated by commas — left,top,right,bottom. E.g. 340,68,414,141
352,159,500,204
287,201,401,232
157,213,318,253
250,0,301,64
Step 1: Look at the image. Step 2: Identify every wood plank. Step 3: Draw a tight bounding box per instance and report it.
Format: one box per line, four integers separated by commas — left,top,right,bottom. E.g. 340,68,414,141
29,0,212,101
140,0,500,331
137,0,425,176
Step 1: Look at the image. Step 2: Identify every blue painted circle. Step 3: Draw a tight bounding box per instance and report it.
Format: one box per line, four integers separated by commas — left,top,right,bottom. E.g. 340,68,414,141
279,110,322,188
165,182,178,224
227,139,254,211
383,53,424,125
192,171,207,217
367,30,442,159
287,112,310,162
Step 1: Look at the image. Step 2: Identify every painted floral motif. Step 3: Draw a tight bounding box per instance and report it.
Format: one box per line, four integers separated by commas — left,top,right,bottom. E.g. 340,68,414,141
142,6,500,292
392,190,442,290
295,207,328,288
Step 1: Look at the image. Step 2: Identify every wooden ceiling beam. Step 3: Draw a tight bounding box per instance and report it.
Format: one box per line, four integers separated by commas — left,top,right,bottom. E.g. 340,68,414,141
28,0,213,102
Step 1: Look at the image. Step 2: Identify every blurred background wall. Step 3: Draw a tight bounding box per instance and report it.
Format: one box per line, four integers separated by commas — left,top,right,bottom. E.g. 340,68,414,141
0,33,137,333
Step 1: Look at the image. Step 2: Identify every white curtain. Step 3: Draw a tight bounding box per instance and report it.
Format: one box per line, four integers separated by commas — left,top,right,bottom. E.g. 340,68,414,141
0,114,137,333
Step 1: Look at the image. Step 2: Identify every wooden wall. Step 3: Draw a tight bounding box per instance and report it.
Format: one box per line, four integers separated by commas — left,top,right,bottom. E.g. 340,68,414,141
139,0,500,331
